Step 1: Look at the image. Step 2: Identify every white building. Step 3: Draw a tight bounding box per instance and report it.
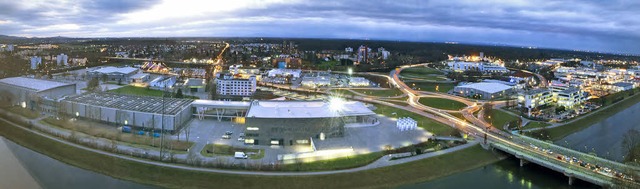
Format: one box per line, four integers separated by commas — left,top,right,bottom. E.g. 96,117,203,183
345,47,353,53
447,61,508,73
381,50,390,60
349,77,370,87
30,56,42,70
301,76,331,88
555,87,587,108
216,74,257,96
611,82,634,92
56,53,68,66
267,69,301,78
517,88,553,112
149,75,177,88
453,82,513,99
71,57,88,66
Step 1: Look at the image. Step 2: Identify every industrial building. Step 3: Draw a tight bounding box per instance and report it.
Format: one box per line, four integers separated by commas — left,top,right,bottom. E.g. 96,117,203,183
243,99,376,146
0,77,76,114
87,66,139,83
59,92,193,133
453,82,513,99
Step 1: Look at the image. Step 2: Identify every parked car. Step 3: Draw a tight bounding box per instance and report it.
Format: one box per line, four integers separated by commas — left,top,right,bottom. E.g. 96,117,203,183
222,134,231,139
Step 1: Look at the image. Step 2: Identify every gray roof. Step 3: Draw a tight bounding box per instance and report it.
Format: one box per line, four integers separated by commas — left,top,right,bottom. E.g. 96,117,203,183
523,88,550,95
64,92,193,115
560,87,580,94
612,82,633,87
0,77,75,92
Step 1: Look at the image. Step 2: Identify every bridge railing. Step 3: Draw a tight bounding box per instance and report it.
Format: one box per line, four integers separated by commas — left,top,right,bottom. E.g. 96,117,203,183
492,142,614,186
515,135,640,173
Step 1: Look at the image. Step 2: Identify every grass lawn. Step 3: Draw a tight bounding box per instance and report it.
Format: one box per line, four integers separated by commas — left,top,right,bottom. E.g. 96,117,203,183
523,121,551,129
373,104,456,136
381,99,409,106
352,88,404,97
546,92,640,141
279,152,384,172
485,109,519,130
0,117,502,189
418,97,467,110
405,82,455,93
448,112,466,121
200,144,264,159
109,86,199,99
400,67,444,75
402,74,448,81
3,106,40,119
41,117,194,152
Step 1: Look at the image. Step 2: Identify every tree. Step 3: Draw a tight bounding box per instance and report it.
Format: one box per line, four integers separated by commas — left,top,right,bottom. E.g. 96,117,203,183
87,77,99,91
175,88,184,98
621,129,640,162
101,74,108,83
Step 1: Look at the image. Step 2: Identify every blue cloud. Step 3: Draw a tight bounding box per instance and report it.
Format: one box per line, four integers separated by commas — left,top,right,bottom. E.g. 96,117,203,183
0,0,638,54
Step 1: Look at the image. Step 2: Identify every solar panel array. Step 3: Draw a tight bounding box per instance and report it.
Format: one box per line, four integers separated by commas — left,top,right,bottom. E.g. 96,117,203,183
65,92,194,115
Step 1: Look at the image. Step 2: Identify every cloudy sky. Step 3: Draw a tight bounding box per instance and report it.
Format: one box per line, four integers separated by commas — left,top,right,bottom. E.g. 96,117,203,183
0,0,638,54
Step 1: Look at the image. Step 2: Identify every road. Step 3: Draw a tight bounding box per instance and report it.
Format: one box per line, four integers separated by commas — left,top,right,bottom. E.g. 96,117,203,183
391,63,639,186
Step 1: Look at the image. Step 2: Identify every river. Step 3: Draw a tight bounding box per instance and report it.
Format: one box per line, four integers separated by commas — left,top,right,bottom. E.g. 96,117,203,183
556,101,640,162
0,137,158,189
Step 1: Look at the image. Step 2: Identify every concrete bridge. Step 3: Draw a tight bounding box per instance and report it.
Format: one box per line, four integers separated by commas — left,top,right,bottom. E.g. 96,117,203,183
489,141,640,188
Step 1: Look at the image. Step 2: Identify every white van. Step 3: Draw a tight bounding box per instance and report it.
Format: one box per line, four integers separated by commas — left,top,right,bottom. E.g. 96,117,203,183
234,152,248,159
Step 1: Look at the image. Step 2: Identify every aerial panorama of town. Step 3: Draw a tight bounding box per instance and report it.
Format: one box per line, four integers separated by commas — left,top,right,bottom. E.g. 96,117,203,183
0,1,639,189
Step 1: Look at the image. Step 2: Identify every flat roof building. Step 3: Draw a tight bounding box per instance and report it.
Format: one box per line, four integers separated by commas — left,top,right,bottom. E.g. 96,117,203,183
87,66,139,83
60,92,193,133
454,82,513,99
244,100,376,146
0,77,76,114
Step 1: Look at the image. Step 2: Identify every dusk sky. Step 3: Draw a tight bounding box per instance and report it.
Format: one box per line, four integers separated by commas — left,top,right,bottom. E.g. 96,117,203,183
0,0,638,54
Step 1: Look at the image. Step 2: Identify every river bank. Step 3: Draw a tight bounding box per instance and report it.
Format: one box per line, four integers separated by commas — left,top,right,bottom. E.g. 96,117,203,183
0,115,504,189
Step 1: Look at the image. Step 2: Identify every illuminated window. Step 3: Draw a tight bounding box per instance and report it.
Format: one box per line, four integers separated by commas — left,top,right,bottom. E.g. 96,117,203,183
296,140,309,144
270,140,280,145
244,139,254,144
247,127,259,131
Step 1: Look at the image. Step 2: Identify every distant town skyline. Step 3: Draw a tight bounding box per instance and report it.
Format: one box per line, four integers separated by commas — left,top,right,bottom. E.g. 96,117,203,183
0,0,638,54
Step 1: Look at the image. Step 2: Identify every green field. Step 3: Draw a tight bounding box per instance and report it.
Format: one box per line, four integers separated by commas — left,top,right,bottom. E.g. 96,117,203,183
523,121,551,129
485,109,519,130
201,144,264,159
373,104,456,136
405,82,455,93
400,67,444,75
448,112,467,122
352,88,404,97
4,106,40,119
0,117,501,189
280,152,384,172
546,92,640,140
109,86,198,99
418,97,467,110
402,74,448,81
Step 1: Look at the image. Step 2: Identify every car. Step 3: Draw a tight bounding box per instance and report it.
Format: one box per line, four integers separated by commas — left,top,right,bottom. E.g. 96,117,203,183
239,132,245,137
225,131,233,135
238,136,245,141
222,134,231,139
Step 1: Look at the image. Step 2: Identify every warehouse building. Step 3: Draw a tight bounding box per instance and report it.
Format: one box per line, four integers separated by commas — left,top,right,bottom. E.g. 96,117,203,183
87,66,139,83
453,82,513,99
60,92,193,133
0,77,76,114
243,99,376,146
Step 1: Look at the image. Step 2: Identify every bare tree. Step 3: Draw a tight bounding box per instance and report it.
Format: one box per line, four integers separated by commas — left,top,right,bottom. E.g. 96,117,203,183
621,129,640,162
